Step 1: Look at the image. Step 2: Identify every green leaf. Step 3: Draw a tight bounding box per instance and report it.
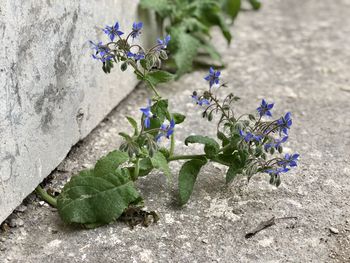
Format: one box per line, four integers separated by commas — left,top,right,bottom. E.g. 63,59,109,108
170,27,201,76
144,70,175,86
185,135,220,158
57,168,141,226
94,150,129,177
226,166,242,183
201,41,222,62
178,159,207,205
173,112,186,124
222,0,241,19
139,0,172,16
248,0,261,10
126,116,139,135
195,1,232,44
151,152,171,177
142,99,169,137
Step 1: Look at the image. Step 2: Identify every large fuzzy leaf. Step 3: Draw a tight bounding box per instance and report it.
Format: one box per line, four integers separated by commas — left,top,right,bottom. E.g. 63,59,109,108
178,159,207,205
57,151,140,227
170,27,201,76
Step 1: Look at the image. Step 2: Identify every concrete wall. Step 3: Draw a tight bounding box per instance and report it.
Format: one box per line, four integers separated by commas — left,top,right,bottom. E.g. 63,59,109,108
0,1,144,223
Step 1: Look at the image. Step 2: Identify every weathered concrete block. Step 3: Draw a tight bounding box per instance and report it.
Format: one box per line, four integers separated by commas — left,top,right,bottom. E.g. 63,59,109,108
0,1,143,223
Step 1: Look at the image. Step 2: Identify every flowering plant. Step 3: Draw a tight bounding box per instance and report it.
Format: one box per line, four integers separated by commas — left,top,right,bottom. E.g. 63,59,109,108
39,21,298,228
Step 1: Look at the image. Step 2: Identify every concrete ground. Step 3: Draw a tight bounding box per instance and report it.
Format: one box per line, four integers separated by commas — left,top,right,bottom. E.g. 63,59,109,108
1,0,350,262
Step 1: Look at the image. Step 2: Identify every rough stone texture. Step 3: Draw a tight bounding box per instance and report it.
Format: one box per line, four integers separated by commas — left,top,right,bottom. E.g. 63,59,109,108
0,1,144,223
1,0,350,262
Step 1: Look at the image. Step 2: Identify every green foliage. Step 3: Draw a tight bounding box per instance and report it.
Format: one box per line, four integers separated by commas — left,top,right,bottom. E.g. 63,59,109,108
178,159,207,205
248,0,261,10
94,150,129,176
151,152,171,178
139,0,261,76
185,135,220,158
226,165,242,183
57,151,141,227
172,112,186,124
144,70,175,87
222,0,241,19
139,0,171,16
126,116,139,136
144,99,170,136
169,27,201,76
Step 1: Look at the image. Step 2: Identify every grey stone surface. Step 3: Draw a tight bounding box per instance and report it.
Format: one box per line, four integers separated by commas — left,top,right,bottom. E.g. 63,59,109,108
0,1,145,223
1,0,350,262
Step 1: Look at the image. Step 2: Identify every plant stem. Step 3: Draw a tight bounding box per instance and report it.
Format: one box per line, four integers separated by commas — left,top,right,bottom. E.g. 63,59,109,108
168,154,206,161
133,158,140,180
146,81,161,98
170,133,175,156
35,186,57,208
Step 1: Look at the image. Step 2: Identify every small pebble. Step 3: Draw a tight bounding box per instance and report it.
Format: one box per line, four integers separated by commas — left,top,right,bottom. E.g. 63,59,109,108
15,205,27,213
202,239,209,244
329,227,339,234
9,218,24,228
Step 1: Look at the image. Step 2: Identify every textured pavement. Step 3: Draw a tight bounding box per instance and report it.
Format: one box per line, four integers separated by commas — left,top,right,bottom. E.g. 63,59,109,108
1,0,350,262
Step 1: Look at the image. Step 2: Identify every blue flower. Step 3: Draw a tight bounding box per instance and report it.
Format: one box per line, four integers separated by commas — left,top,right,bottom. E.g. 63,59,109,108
274,136,288,149
191,95,210,106
157,35,171,49
103,22,124,41
239,130,262,143
278,153,299,168
127,51,145,61
140,99,153,128
264,136,288,151
204,67,221,88
130,22,143,39
257,99,274,117
156,119,175,141
277,112,292,135
90,41,113,62
265,167,290,175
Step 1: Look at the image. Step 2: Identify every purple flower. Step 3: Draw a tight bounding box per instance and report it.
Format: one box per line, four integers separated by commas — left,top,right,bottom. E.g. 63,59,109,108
278,153,299,168
90,41,113,62
157,35,171,49
127,51,145,61
239,130,262,143
265,167,290,175
191,95,210,106
130,22,143,39
277,112,292,135
257,99,274,117
274,136,288,149
264,136,288,151
103,22,124,41
156,119,175,141
204,67,221,88
140,99,153,128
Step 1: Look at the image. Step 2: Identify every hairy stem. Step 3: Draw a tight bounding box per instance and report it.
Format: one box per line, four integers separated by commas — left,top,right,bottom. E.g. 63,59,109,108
35,186,57,208
168,154,206,161
146,80,161,98
170,133,175,156
134,158,140,179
